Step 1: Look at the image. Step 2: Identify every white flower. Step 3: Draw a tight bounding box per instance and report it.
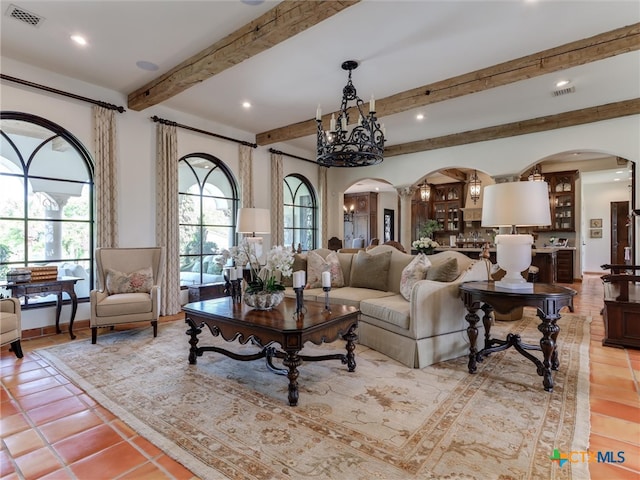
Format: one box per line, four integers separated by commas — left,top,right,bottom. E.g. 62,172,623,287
265,245,294,278
412,237,439,252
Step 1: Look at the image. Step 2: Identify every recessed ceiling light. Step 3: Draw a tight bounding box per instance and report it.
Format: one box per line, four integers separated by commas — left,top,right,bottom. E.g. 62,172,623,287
241,0,265,5
555,79,570,88
70,34,87,46
416,113,425,120
242,101,251,109
136,60,159,71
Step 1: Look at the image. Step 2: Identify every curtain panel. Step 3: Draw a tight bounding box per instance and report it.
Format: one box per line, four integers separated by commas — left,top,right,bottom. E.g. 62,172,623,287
318,166,328,249
93,106,118,249
155,123,181,316
270,152,284,246
239,144,253,208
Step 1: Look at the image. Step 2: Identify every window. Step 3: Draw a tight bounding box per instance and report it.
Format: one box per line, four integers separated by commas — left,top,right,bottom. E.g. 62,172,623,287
0,112,94,302
178,153,238,286
283,175,316,251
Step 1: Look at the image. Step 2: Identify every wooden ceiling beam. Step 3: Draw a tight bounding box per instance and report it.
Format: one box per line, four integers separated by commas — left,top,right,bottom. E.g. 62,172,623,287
385,98,640,157
256,22,639,146
127,0,360,111
438,169,467,183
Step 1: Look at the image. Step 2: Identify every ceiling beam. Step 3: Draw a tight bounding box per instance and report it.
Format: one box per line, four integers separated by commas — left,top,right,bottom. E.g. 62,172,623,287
256,22,640,146
385,98,640,157
127,0,360,111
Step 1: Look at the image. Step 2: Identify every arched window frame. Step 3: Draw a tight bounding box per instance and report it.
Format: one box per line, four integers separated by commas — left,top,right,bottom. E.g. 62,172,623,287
0,111,95,304
178,153,239,286
283,174,317,251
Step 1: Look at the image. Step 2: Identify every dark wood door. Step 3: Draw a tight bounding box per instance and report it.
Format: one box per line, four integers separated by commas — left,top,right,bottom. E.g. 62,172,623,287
610,201,630,264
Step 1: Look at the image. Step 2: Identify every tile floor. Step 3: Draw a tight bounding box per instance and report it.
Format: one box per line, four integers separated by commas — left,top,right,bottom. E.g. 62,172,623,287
1,274,639,479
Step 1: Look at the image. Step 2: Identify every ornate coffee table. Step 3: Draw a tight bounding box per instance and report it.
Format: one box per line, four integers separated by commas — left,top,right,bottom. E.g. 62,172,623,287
183,296,359,406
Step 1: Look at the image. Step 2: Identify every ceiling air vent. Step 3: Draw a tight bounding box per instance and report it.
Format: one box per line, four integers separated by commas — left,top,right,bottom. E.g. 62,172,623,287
552,86,576,97
5,4,44,27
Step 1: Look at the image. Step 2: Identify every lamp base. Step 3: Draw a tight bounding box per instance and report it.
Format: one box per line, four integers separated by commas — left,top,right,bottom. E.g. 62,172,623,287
495,278,533,291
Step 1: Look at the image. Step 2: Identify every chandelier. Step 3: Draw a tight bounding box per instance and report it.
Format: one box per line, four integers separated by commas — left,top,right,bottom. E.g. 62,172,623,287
420,181,431,202
469,170,482,204
528,164,545,182
316,60,385,167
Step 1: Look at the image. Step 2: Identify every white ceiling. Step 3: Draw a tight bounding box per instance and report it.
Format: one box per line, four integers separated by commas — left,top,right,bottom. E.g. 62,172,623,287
1,0,638,161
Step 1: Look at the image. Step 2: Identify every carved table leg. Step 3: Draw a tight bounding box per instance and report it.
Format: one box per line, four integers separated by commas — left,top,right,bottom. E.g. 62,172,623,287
283,351,302,406
55,292,63,334
343,323,358,372
465,307,481,374
68,291,78,340
481,303,493,351
550,318,561,371
185,317,202,365
537,315,559,392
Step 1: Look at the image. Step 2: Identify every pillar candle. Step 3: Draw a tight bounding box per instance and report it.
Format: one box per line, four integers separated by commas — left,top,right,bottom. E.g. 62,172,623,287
236,267,243,281
229,268,237,281
322,271,331,288
293,271,302,289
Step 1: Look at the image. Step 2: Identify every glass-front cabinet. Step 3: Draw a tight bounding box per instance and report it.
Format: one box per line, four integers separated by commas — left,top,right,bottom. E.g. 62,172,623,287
432,183,463,233
536,171,577,232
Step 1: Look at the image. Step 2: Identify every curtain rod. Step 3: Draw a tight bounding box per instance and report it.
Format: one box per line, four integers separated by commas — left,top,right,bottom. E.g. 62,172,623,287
268,148,316,165
151,115,257,148
0,74,125,112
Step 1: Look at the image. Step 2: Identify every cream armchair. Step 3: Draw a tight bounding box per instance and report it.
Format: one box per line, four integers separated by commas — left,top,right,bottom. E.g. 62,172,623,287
90,247,164,344
1,297,23,358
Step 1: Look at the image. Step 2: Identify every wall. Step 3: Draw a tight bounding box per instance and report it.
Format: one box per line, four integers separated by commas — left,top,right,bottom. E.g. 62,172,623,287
376,191,398,241
581,181,630,272
2,56,640,330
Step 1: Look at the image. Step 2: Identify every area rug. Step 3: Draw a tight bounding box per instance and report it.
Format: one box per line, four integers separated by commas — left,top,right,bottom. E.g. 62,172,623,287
38,312,590,480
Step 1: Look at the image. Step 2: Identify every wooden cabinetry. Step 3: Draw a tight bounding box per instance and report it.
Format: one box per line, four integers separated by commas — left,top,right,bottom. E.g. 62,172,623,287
344,192,378,245
432,183,463,233
535,171,577,232
556,249,575,283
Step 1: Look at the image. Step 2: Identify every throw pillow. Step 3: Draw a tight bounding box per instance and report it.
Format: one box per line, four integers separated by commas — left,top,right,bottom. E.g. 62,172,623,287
281,253,307,287
400,253,432,300
349,250,393,291
307,251,344,288
426,257,459,282
106,266,154,294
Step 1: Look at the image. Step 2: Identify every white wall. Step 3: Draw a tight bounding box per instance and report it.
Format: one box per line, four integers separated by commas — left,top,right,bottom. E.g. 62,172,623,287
581,181,630,272
2,56,640,330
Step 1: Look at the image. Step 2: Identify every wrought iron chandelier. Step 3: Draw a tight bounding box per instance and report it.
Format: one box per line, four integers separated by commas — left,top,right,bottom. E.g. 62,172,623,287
469,170,482,204
316,60,385,167
420,181,431,202
528,164,545,182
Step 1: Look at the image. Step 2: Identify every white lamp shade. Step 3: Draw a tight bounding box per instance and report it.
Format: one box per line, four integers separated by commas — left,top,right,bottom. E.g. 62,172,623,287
236,208,271,234
481,181,551,228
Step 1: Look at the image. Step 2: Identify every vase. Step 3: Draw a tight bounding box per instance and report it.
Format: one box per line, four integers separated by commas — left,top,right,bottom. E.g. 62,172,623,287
243,290,285,310
420,248,435,255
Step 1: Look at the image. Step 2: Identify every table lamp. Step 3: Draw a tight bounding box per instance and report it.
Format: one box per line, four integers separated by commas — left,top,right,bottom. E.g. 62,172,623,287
481,181,551,290
236,208,271,264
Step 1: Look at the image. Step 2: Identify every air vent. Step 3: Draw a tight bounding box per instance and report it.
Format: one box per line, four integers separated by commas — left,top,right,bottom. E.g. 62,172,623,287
552,86,576,97
5,4,44,27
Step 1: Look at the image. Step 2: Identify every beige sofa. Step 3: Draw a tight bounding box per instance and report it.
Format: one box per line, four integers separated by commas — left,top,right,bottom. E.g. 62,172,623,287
284,244,490,368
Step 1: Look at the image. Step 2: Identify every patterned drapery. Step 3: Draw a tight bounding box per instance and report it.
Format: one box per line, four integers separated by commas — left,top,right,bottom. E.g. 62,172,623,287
318,166,328,249
239,144,253,208
270,152,284,246
156,123,181,316
93,106,118,249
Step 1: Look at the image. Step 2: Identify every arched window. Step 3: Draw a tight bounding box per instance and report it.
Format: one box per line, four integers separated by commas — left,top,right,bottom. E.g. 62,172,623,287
0,112,95,302
283,174,317,251
178,153,239,286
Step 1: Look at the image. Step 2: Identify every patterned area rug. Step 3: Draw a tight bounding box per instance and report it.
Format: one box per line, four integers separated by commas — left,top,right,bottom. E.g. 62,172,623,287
39,312,590,480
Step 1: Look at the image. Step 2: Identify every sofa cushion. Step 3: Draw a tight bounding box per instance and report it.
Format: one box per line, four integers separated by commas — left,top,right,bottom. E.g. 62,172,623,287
307,251,344,288
281,253,307,287
327,287,395,307
360,295,411,330
106,267,154,294
426,257,459,282
400,253,431,300
350,250,392,291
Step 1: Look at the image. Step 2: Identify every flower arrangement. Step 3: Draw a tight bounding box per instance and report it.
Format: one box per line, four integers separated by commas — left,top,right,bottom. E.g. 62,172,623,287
412,237,440,254
226,241,293,294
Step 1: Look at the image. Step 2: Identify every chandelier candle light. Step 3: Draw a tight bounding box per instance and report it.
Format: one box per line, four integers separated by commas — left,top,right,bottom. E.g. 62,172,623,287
481,181,551,290
316,60,385,167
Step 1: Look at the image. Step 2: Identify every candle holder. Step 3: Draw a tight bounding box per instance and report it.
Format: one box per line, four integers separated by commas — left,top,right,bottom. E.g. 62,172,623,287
293,286,306,317
232,279,242,303
224,271,232,297
323,286,331,312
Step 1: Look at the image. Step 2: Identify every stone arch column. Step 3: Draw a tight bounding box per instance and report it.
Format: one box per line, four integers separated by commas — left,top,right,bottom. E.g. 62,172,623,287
396,185,417,252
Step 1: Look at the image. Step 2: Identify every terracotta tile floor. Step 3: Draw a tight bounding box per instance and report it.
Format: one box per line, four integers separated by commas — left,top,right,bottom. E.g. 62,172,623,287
1,275,639,479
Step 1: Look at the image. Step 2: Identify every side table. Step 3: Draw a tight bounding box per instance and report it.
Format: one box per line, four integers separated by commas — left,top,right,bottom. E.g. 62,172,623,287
1,276,83,339
459,281,576,392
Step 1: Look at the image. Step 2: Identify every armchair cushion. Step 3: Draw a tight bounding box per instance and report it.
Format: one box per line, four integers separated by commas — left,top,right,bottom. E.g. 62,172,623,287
106,266,154,294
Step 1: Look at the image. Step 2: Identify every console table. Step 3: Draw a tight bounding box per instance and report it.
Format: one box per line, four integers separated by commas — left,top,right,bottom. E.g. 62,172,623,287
459,281,576,392
1,276,82,339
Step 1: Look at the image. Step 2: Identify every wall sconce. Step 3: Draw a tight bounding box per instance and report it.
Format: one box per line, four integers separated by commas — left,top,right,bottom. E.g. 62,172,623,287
420,182,431,202
343,204,354,222
469,170,482,204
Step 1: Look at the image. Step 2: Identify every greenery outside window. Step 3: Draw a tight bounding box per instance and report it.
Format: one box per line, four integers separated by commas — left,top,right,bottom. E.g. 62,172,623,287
283,174,316,252
179,153,238,286
0,112,94,303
